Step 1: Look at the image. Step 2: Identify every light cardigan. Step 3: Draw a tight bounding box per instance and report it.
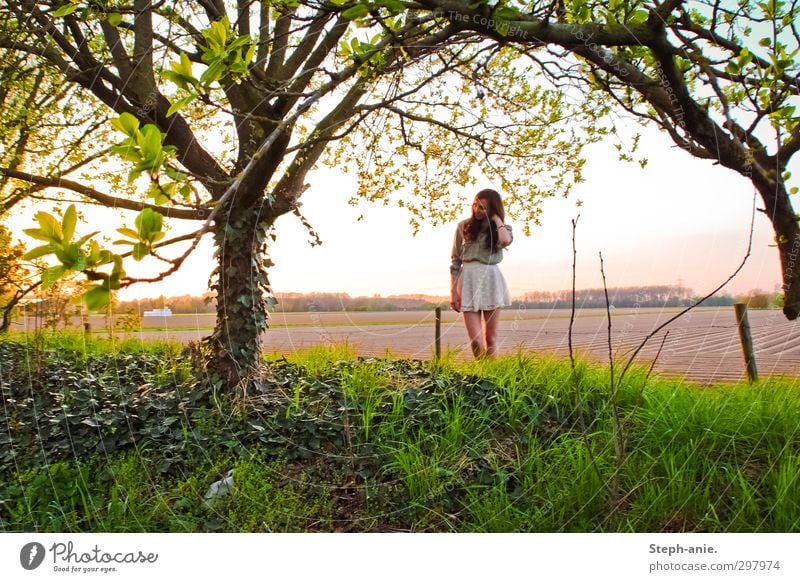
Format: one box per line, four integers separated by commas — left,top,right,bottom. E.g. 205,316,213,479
450,218,513,275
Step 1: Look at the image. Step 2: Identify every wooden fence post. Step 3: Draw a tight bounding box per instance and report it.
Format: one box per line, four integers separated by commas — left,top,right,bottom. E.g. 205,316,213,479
434,306,441,361
734,302,758,383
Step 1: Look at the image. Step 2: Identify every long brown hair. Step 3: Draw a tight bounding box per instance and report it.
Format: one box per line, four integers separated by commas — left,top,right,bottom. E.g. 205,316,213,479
464,189,506,253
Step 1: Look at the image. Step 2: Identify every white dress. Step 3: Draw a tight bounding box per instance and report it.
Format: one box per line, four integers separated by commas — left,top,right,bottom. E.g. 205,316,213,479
451,220,512,312
458,262,511,311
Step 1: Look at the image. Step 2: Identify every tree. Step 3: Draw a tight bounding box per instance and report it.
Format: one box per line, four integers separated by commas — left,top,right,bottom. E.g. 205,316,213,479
415,0,800,319
0,1,602,385
0,222,27,331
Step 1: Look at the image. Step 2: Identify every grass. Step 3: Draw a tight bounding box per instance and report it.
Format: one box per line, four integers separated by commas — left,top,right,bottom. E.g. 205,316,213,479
1,335,800,532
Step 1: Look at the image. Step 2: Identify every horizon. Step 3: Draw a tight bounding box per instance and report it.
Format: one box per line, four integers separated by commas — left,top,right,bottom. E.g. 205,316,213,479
10,119,794,306
117,282,767,303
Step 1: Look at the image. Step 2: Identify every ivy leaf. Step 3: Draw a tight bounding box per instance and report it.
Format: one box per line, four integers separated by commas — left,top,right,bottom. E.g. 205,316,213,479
107,12,123,27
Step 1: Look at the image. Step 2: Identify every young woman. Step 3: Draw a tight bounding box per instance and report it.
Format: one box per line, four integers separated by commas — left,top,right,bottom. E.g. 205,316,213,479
449,188,513,359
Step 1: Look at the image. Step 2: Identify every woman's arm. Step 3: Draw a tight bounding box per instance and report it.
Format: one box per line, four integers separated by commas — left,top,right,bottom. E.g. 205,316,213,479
450,224,462,312
450,272,461,312
491,215,513,247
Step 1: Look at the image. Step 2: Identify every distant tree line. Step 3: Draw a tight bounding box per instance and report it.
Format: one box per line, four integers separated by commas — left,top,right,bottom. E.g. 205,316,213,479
110,286,779,314
515,285,701,309
114,292,447,314
272,293,446,312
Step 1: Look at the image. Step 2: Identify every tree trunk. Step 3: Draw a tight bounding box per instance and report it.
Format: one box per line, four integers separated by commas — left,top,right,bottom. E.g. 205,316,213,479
753,173,800,320
205,201,275,387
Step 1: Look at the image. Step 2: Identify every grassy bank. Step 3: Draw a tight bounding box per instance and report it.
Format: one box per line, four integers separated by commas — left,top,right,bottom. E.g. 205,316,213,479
1,332,799,532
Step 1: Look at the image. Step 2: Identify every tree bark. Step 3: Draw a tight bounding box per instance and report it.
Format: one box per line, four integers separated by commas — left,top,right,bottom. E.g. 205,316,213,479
206,199,275,387
751,173,800,320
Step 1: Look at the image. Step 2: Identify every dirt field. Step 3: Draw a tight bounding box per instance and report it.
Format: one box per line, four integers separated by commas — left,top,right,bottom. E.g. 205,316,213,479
13,306,798,384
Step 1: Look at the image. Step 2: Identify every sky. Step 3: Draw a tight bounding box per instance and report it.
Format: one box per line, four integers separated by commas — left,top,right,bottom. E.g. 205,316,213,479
10,121,792,302
112,123,788,301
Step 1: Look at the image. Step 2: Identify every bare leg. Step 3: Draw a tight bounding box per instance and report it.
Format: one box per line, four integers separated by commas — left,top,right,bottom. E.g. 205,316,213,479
462,311,486,359
483,308,501,357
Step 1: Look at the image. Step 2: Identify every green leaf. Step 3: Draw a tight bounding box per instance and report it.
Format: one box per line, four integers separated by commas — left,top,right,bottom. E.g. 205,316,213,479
342,4,370,20
107,12,123,27
132,242,150,261
178,184,192,201
62,204,77,242
54,244,86,271
84,286,111,311
379,0,405,12
179,51,194,76
116,227,140,240
75,231,100,247
166,94,197,117
23,228,57,243
42,265,67,290
111,112,140,137
138,125,164,166
164,167,188,182
52,4,78,17
759,37,771,47
135,208,163,241
35,211,62,242
199,59,227,86
110,142,141,163
23,244,54,261
244,42,257,67
494,6,519,20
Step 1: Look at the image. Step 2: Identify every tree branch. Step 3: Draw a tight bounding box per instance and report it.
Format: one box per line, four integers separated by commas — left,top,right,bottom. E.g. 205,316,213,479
0,168,209,220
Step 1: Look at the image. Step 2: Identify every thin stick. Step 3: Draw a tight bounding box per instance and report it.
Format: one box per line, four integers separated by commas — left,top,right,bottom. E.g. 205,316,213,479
600,251,624,514
569,214,580,375
599,252,614,395
568,218,607,501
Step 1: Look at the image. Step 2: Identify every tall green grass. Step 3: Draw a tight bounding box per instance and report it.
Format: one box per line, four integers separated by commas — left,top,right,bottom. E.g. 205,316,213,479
2,336,799,532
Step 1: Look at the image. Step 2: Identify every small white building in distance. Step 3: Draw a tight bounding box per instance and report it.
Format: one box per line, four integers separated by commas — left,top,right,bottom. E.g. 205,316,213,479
143,307,173,317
